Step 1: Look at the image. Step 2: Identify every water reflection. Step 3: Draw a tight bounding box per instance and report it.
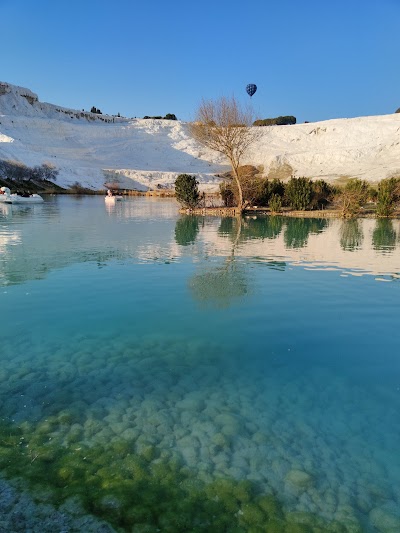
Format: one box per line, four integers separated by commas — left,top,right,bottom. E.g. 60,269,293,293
241,215,284,240
178,214,399,281
0,197,400,286
174,215,201,246
284,218,328,249
372,219,397,252
340,219,364,251
0,204,12,219
189,217,248,307
189,261,248,308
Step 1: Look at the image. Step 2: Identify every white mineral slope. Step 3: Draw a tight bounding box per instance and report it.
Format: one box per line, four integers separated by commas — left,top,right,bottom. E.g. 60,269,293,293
1,81,399,191
248,113,400,183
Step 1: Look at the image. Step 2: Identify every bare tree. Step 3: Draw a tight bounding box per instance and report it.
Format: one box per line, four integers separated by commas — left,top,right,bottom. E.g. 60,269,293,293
334,179,370,218
189,96,261,212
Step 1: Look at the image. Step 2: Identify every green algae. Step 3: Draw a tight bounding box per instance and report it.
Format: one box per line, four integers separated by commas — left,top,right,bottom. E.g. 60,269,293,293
0,419,362,532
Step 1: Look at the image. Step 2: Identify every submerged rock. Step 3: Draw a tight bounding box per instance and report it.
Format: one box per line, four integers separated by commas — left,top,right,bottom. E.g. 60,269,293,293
285,469,313,489
369,503,400,532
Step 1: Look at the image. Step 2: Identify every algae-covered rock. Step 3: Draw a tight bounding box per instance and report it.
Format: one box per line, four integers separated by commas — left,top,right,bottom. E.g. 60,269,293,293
283,523,313,532
285,469,313,489
257,494,284,520
97,494,124,521
212,432,231,449
232,479,253,503
334,505,363,532
324,520,351,532
215,413,241,433
59,495,86,516
239,502,266,526
261,519,286,532
180,446,198,464
251,431,269,445
58,466,75,481
36,420,55,435
370,504,400,532
58,410,74,425
84,418,104,437
177,396,205,412
66,423,83,444
111,440,131,456
285,511,326,528
141,445,157,462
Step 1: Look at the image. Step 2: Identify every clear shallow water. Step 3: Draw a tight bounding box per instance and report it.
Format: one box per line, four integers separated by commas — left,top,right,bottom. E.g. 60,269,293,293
0,196,400,532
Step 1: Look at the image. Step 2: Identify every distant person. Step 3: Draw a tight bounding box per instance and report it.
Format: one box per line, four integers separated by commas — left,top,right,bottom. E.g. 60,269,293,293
107,189,113,197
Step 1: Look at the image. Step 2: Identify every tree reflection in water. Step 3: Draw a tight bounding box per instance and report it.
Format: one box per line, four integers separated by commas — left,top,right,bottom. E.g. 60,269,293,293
240,215,284,241
340,219,364,251
284,218,328,249
174,215,201,246
372,219,397,252
189,217,247,308
184,216,290,307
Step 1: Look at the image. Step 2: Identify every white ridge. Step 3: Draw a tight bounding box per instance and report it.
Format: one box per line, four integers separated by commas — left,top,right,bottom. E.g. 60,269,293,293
1,82,399,191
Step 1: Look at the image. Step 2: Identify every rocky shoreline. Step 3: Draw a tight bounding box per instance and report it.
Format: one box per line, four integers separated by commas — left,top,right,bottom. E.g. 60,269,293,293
179,206,397,218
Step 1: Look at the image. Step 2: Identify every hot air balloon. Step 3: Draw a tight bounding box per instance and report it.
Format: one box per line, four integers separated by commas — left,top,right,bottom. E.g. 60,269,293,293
246,83,257,98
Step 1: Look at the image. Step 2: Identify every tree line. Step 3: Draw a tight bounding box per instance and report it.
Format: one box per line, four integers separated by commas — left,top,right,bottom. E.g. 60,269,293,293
187,95,400,217
175,173,400,218
0,159,58,183
143,114,177,120
253,116,296,126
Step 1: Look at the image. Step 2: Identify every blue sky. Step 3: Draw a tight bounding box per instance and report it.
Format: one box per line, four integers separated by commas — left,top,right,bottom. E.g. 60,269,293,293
2,0,399,123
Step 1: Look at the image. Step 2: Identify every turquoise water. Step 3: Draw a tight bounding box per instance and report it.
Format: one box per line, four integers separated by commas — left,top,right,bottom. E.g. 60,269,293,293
0,196,399,532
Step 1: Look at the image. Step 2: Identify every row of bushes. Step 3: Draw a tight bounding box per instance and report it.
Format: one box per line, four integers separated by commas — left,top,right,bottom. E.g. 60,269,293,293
143,114,177,120
253,116,296,126
220,175,334,211
0,159,59,183
175,172,400,218
224,175,400,218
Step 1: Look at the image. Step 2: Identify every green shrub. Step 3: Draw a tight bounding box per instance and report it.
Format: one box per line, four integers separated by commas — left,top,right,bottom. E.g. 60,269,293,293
285,177,313,210
376,177,400,217
174,174,200,209
335,178,370,218
310,179,334,209
253,116,296,126
143,114,177,120
269,193,283,213
259,178,285,206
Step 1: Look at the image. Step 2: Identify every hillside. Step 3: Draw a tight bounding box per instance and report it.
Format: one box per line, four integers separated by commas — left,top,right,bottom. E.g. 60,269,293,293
1,82,399,191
